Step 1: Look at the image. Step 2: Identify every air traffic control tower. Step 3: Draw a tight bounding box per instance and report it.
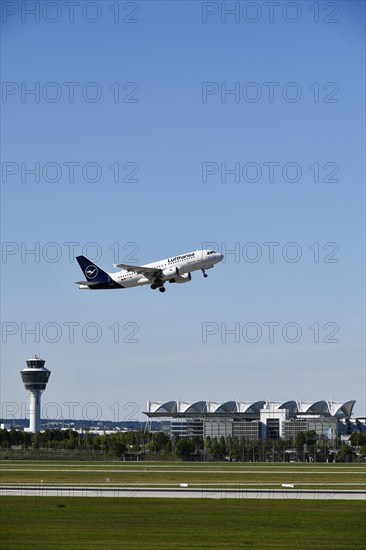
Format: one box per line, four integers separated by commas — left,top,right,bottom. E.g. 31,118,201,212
20,355,51,433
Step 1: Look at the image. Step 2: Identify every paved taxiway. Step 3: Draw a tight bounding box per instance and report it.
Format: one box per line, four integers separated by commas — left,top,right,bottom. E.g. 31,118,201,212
1,485,365,500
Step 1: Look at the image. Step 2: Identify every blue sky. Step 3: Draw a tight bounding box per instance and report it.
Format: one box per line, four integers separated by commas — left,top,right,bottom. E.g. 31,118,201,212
1,0,365,422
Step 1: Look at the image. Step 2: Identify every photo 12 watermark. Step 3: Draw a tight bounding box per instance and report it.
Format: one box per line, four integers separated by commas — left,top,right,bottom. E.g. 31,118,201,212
201,2,340,24
201,161,339,184
202,241,340,264
2,241,140,264
1,1,140,24
1,81,140,104
201,483,337,501
2,400,140,423
2,161,139,184
1,321,140,344
201,81,339,103
201,321,340,344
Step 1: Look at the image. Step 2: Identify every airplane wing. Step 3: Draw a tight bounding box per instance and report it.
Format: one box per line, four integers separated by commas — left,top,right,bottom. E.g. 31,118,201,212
75,280,99,286
114,262,162,279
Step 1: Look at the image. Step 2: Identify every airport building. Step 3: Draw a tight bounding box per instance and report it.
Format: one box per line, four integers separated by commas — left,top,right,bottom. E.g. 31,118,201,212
20,355,51,433
144,399,361,440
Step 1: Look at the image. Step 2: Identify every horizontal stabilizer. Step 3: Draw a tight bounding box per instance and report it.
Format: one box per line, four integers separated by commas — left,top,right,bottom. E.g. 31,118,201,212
75,280,98,286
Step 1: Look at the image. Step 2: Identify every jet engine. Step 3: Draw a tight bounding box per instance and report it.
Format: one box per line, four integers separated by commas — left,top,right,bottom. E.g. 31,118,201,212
169,273,192,284
161,267,180,280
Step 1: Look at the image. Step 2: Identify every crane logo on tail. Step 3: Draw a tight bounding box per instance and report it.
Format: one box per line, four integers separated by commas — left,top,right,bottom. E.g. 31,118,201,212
85,265,98,279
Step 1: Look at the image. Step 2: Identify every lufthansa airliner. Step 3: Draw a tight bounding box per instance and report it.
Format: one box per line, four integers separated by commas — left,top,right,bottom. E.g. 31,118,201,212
75,249,223,293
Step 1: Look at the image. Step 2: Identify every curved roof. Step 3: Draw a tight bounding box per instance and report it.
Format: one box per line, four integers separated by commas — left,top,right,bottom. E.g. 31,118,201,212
183,401,207,414
329,400,356,418
215,401,237,414
149,401,177,415
145,399,356,419
278,401,298,415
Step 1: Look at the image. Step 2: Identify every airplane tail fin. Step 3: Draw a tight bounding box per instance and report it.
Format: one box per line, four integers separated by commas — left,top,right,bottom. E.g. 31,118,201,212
76,256,110,284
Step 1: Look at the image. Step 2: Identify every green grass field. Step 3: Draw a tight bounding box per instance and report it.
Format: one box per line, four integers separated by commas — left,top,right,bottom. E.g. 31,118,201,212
1,497,365,549
1,461,365,548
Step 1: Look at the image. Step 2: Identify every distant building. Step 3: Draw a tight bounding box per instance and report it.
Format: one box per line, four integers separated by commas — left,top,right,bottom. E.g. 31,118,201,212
144,399,360,440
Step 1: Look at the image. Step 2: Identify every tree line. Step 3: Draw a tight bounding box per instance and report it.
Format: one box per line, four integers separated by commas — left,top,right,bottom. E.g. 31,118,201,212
1,428,365,462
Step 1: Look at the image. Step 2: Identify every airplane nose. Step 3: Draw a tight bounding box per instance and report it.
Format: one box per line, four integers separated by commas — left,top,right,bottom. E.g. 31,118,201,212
219,254,224,261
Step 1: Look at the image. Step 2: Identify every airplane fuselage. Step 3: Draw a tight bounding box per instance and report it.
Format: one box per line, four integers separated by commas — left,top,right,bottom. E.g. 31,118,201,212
116,250,219,288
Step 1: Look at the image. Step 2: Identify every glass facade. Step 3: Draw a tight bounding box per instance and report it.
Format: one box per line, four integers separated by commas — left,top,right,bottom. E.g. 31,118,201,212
232,421,261,440
282,418,339,439
21,370,50,390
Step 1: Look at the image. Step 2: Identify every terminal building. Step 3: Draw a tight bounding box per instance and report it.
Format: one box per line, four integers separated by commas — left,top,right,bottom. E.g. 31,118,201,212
143,399,363,440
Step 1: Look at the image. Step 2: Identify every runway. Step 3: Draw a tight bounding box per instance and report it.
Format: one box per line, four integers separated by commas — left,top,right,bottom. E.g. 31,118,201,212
1,466,364,474
1,485,365,500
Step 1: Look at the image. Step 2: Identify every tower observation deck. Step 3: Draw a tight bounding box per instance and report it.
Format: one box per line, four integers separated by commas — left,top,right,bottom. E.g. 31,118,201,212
20,355,51,433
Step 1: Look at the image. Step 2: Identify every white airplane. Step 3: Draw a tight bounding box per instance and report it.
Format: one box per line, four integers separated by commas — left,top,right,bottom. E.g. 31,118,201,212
75,249,224,293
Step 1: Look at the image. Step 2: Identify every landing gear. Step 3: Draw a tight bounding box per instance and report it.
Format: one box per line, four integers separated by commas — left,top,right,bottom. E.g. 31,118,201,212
202,269,208,278
151,281,166,292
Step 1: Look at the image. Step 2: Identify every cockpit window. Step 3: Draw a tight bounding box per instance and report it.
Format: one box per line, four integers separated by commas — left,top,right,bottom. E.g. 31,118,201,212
207,250,216,255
